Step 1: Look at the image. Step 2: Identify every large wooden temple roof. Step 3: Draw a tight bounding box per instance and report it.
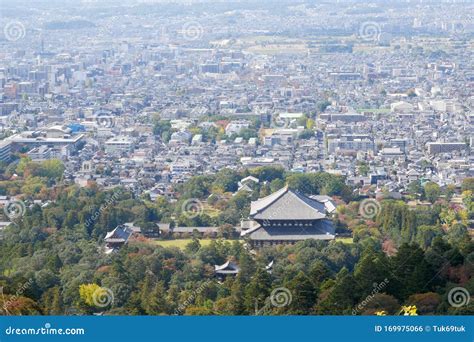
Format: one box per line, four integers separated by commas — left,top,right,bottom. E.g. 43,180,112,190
250,186,327,221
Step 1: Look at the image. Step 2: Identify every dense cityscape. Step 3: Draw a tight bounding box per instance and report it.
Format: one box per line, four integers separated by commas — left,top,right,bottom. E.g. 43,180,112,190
0,0,472,317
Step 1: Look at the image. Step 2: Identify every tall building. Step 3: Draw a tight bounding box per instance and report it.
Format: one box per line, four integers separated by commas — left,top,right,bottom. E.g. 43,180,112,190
0,141,11,163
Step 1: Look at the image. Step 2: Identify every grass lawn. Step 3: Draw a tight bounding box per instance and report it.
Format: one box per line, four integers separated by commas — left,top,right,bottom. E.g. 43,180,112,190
152,239,214,250
336,237,354,244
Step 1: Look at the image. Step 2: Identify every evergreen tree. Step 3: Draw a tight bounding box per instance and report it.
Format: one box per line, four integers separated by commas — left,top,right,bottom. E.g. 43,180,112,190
354,248,390,298
389,243,434,300
244,269,271,314
308,260,332,287
230,275,246,314
146,282,169,315
285,271,316,315
316,268,357,314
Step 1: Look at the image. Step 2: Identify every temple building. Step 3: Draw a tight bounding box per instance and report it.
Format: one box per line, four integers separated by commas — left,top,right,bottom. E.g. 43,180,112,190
104,225,133,254
214,260,240,281
242,186,336,247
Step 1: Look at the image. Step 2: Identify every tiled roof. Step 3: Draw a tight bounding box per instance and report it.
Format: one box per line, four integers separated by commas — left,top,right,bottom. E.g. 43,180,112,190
214,261,240,274
250,186,326,220
104,225,132,242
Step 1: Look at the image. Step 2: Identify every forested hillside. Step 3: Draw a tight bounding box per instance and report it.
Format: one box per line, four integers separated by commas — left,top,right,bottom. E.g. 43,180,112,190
0,160,472,315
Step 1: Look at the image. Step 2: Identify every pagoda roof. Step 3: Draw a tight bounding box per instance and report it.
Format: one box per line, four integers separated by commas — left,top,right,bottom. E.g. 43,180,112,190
214,260,240,274
104,225,133,243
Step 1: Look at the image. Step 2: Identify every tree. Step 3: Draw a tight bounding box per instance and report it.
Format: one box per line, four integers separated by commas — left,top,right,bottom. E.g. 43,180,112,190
359,294,399,315
444,185,456,201
447,224,469,247
185,237,201,253
461,178,474,192
317,100,331,112
354,248,390,298
227,276,246,314
217,224,236,239
38,159,65,180
424,182,441,204
407,180,423,197
244,269,271,313
0,295,41,315
407,292,441,315
79,284,111,309
298,129,314,140
415,225,443,249
357,162,370,177
42,286,63,315
389,244,434,300
184,306,214,315
146,282,170,315
308,260,332,287
285,271,316,315
212,169,240,193
317,268,357,314
239,251,256,283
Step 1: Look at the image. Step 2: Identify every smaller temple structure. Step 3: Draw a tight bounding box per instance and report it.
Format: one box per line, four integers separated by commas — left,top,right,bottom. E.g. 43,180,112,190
214,260,240,280
104,225,133,254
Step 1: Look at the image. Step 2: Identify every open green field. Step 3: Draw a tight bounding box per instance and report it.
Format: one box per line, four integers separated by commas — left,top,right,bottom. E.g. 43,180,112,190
152,239,214,249
336,237,354,244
